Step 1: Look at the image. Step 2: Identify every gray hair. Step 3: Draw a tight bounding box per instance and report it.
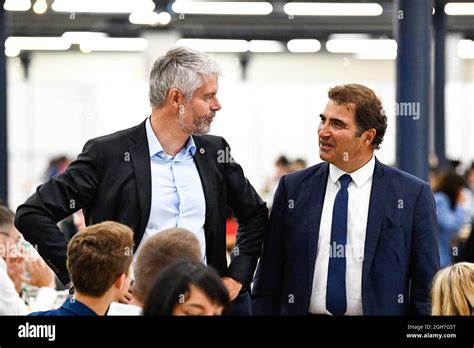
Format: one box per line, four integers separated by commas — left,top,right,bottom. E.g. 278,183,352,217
149,46,222,107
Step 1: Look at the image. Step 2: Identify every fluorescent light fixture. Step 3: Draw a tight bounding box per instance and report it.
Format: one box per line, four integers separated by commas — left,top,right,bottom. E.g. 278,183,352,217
445,2,474,15
287,39,321,53
248,40,285,53
177,39,248,52
326,39,397,53
326,35,396,59
4,0,31,11
129,11,170,25
62,31,108,44
33,0,48,14
5,47,21,57
284,2,383,16
458,39,474,58
4,35,147,54
79,38,149,52
328,33,370,41
5,37,71,52
172,1,273,15
157,12,172,25
129,11,160,25
52,0,154,13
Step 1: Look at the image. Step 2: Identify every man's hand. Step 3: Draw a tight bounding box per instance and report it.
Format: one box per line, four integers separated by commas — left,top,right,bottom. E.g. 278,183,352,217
6,255,25,294
24,257,56,289
222,277,243,301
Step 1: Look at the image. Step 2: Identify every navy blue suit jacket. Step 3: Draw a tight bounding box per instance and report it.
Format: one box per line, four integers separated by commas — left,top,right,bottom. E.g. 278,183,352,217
252,158,440,315
29,296,97,316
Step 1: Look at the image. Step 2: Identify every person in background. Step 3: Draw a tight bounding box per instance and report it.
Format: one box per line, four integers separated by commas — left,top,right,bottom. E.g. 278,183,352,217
29,221,133,316
252,84,439,316
108,228,202,315
289,158,307,173
225,207,238,255
432,262,474,315
143,260,230,316
459,165,474,263
433,172,466,268
429,167,441,189
465,164,474,223
44,156,70,181
261,155,291,210
44,155,84,242
0,205,58,315
448,159,463,175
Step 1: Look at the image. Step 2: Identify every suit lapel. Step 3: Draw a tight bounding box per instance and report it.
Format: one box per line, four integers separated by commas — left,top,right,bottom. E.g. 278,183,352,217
192,136,217,246
362,158,388,287
307,162,330,291
129,120,152,243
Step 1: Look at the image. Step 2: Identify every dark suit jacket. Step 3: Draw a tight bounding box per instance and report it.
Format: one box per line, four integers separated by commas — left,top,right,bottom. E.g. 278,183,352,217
15,119,268,287
252,158,439,315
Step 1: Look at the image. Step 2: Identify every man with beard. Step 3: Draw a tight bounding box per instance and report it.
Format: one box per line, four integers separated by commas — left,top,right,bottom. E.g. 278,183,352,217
15,47,268,315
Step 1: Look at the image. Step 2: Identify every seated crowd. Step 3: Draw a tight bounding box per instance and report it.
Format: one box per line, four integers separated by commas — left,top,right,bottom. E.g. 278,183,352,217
1,205,229,316
1,202,474,316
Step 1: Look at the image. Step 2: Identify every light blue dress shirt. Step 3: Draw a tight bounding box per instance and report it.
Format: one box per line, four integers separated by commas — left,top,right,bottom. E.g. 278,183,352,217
140,118,206,261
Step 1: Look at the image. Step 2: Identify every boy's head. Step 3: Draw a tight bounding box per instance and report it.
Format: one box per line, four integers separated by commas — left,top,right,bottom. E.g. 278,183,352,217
133,228,202,304
67,221,134,298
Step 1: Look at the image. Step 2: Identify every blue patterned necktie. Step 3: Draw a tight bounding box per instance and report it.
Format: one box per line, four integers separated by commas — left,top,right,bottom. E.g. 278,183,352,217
326,174,352,316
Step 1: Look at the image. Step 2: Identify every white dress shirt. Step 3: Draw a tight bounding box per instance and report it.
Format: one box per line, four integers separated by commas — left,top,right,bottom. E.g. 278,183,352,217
107,302,142,316
0,257,27,315
139,118,206,261
309,156,375,315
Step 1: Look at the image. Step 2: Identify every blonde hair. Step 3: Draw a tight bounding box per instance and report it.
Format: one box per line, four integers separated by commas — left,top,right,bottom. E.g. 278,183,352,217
431,262,474,315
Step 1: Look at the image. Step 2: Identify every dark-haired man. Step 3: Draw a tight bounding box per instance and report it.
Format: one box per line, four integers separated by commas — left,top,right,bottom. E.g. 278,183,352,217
252,84,439,315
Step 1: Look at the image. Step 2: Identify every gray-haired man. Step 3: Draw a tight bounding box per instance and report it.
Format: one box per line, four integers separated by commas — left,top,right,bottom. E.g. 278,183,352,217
15,47,268,315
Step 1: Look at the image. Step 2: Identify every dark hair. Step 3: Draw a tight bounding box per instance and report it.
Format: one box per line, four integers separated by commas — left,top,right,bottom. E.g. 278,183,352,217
328,84,387,149
0,205,14,227
143,260,230,316
275,155,290,167
433,172,466,210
